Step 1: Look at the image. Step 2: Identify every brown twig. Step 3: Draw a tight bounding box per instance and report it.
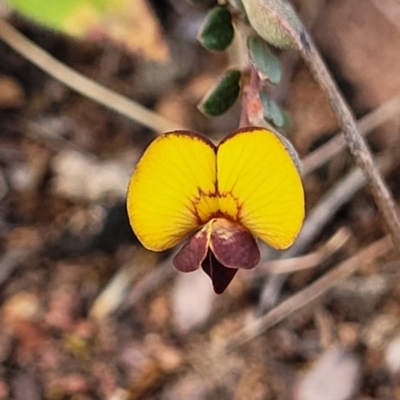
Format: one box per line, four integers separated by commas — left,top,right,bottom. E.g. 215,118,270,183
302,92,400,176
225,234,393,351
240,0,400,250
0,229,43,288
0,18,180,133
295,31,400,250
120,255,177,312
265,227,351,274
90,249,171,319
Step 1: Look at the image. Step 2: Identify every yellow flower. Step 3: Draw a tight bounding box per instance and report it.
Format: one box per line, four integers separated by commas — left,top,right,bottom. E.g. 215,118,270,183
127,127,304,293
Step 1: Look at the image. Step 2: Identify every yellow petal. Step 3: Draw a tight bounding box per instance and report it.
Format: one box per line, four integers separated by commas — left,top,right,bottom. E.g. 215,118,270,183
217,127,304,249
127,131,218,251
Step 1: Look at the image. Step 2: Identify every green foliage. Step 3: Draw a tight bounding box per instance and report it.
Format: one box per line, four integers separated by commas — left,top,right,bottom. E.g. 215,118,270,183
248,35,282,85
199,6,234,52
241,0,301,49
260,92,285,128
199,69,242,116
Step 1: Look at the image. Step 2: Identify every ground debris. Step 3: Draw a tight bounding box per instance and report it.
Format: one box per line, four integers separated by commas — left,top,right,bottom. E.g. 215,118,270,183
0,1,399,399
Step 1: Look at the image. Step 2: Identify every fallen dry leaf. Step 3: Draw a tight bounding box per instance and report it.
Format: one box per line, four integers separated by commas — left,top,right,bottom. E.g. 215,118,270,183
8,0,169,61
86,0,170,61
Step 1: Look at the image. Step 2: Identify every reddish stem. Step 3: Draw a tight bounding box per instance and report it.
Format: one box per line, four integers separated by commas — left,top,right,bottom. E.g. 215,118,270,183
239,67,263,127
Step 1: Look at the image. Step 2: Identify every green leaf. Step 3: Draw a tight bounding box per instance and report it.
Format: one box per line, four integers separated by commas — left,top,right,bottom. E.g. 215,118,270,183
241,0,302,49
199,6,234,52
199,69,242,116
260,92,285,127
248,36,281,84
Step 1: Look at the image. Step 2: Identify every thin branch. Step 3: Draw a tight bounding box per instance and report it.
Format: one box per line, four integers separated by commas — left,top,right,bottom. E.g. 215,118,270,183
265,227,351,274
0,19,180,133
119,255,177,312
295,30,400,250
0,230,43,288
225,234,393,351
302,92,400,176
241,0,400,250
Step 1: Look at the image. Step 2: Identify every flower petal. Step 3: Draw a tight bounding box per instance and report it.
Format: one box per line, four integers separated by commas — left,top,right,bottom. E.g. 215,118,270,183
201,250,238,294
209,218,260,269
127,131,218,251
173,223,211,272
217,127,304,249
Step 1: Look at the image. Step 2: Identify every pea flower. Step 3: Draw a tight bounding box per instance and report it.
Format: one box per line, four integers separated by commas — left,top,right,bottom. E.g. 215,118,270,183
126,127,304,294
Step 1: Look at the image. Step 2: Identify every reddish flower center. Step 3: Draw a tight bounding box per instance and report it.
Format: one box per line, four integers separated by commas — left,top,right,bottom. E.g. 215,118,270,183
173,218,260,293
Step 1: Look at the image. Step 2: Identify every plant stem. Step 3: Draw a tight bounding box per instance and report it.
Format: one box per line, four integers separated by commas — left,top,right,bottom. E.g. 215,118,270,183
295,31,400,250
0,19,180,133
240,0,400,250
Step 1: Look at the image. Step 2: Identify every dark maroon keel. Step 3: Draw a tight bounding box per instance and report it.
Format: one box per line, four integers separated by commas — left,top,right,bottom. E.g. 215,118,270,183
201,250,238,294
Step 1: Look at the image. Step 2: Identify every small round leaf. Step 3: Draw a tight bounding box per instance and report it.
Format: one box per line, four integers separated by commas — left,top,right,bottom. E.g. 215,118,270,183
241,0,301,49
249,36,282,84
199,69,241,116
260,92,285,127
199,6,235,52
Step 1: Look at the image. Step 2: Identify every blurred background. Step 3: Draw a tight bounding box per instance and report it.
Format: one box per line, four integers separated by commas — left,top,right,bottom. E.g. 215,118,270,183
1,0,400,399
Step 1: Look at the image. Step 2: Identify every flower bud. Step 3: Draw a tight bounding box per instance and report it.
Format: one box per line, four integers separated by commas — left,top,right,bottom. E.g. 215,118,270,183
241,0,303,49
